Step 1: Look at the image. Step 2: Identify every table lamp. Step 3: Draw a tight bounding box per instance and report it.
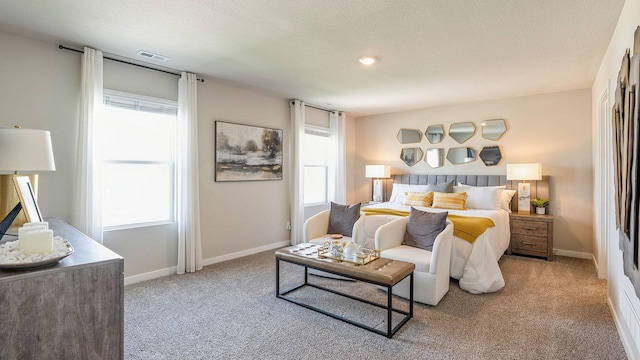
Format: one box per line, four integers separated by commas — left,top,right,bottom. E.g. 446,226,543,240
365,165,391,203
506,163,542,214
0,127,56,235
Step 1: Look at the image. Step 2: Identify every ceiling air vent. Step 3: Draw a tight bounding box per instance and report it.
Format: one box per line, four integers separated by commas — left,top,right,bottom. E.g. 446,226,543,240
136,50,169,62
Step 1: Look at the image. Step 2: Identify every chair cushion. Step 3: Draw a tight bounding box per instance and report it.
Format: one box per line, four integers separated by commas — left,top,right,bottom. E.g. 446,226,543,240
380,245,432,273
327,202,361,237
403,207,448,251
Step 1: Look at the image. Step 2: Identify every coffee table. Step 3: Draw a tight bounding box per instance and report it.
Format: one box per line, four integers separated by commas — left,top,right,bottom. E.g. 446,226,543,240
275,244,415,338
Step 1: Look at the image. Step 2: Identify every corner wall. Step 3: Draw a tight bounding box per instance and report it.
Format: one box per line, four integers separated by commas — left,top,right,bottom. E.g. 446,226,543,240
592,0,640,358
355,89,594,256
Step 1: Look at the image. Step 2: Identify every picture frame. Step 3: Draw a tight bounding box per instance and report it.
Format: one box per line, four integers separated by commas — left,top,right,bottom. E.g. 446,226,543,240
215,121,283,182
12,176,43,223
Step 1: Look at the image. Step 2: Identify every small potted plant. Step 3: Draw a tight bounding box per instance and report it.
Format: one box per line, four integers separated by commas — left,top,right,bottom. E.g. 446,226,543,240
531,198,549,214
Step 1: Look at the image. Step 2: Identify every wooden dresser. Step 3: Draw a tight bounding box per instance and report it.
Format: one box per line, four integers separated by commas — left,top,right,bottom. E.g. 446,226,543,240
0,218,124,360
508,213,554,261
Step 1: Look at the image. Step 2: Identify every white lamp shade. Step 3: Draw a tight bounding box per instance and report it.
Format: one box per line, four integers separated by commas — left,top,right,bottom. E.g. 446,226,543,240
506,163,541,181
0,128,56,172
365,165,390,178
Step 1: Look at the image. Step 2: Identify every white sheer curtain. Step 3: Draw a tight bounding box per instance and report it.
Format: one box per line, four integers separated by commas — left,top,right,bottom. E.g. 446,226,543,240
290,100,305,245
72,47,104,243
328,111,347,203
176,72,203,274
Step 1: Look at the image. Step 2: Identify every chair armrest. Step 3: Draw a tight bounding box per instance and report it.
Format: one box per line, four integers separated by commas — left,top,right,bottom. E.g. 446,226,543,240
303,210,330,242
351,212,366,246
374,217,408,251
429,221,454,275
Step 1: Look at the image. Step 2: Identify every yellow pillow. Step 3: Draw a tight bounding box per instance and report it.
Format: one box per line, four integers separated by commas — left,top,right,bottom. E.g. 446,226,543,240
402,191,434,207
432,192,467,210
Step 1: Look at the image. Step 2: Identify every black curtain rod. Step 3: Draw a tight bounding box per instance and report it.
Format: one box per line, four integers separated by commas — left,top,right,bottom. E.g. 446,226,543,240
59,45,204,83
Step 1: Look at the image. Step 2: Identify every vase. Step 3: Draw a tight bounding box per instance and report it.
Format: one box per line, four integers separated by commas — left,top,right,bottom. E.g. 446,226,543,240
536,207,546,215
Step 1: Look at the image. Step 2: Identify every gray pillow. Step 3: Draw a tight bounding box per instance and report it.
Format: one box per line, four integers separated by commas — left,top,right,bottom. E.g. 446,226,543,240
426,179,454,193
402,207,448,251
327,202,361,237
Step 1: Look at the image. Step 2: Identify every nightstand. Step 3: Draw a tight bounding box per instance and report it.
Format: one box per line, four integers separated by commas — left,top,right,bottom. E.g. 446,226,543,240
507,213,554,261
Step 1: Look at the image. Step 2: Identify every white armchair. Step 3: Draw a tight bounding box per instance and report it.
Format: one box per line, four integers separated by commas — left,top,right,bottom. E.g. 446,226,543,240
303,210,366,246
303,209,365,280
374,217,454,306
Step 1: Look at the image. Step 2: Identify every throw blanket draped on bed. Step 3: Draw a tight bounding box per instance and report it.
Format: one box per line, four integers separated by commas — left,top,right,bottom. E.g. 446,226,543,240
362,208,495,243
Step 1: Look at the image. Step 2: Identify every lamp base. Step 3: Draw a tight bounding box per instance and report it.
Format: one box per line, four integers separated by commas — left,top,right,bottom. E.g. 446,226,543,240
372,179,383,203
517,182,531,214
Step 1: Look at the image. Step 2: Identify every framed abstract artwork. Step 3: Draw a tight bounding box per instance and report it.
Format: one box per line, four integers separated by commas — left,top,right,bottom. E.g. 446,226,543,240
215,121,283,182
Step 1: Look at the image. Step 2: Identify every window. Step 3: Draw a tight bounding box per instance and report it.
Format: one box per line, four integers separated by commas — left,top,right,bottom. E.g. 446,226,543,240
304,126,329,205
102,90,177,229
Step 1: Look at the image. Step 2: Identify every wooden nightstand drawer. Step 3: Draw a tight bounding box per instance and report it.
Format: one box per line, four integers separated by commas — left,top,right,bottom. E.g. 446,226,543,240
511,219,548,235
508,213,554,261
511,233,548,256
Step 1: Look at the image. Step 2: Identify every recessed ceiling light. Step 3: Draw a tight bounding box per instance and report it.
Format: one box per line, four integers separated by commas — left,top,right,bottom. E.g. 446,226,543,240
359,56,377,65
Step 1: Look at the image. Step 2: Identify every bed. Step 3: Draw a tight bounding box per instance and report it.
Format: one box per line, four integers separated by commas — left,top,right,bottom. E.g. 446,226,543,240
362,174,521,294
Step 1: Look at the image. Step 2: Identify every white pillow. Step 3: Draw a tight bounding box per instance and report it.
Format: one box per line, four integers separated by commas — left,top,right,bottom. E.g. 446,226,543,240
500,189,516,212
453,185,502,210
389,183,430,204
456,184,516,212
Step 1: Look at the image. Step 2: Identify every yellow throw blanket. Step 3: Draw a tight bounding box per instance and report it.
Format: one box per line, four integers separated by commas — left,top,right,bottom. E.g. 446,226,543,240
446,214,495,243
362,208,410,217
362,208,495,243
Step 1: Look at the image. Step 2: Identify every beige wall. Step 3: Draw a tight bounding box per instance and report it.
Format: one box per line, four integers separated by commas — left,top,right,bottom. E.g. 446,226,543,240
196,79,291,260
592,0,640,357
355,89,594,255
0,30,80,223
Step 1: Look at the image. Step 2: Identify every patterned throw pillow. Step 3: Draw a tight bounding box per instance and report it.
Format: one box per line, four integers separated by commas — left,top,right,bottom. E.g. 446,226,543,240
402,191,434,207
431,192,467,210
327,202,361,237
402,207,448,251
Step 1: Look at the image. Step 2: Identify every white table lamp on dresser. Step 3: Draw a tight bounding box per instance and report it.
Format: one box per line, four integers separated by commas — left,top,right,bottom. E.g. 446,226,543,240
506,163,542,215
0,126,56,234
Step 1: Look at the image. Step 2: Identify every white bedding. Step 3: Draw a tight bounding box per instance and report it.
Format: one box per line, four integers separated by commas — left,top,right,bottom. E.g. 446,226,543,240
364,202,510,294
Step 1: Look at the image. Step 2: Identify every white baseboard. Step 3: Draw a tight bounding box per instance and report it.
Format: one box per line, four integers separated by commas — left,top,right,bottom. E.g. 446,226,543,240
554,248,592,259
201,240,289,266
124,240,290,286
608,291,640,360
124,266,176,286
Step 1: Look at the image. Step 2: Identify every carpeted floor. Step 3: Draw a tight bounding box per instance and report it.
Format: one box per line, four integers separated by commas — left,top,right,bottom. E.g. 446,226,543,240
124,251,627,360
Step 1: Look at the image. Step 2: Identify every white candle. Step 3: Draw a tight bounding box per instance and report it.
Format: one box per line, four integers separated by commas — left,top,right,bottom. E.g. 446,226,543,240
23,221,49,229
18,225,47,239
18,229,53,255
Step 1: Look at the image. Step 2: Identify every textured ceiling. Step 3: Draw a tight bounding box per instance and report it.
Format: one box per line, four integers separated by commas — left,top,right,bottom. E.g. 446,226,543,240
0,0,626,116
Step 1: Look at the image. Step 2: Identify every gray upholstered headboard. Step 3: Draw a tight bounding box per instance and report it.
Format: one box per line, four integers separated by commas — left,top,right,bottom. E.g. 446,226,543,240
382,174,550,213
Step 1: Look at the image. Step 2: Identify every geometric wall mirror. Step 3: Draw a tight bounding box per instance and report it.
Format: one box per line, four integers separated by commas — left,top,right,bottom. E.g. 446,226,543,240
396,128,422,144
425,125,445,144
481,119,507,141
479,146,502,166
449,122,476,144
446,147,476,165
400,147,423,167
425,148,444,168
